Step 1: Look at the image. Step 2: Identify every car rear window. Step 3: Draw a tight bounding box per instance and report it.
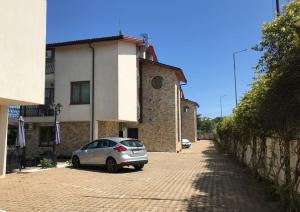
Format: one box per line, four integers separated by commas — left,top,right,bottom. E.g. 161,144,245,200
121,140,143,147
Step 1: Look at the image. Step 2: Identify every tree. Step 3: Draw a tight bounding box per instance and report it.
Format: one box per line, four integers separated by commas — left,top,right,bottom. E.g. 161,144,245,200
197,115,214,133
216,1,300,210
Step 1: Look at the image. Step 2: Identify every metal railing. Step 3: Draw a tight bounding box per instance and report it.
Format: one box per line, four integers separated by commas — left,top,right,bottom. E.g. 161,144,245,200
8,106,20,119
46,62,55,74
20,105,54,117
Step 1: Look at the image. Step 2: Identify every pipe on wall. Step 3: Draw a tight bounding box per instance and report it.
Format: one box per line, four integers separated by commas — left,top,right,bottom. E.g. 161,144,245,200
89,43,95,140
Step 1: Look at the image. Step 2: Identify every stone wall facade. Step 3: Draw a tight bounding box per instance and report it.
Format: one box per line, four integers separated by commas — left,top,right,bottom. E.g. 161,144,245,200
25,122,90,158
24,61,189,156
181,99,198,142
127,62,182,152
97,121,119,138
25,120,121,159
59,122,90,156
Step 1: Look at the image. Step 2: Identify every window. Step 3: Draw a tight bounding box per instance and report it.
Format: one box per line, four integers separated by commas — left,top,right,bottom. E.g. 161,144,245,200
71,81,90,104
45,88,54,105
46,49,55,62
86,141,98,149
183,106,190,113
109,140,117,147
39,126,55,147
121,140,143,147
151,76,163,89
97,140,117,148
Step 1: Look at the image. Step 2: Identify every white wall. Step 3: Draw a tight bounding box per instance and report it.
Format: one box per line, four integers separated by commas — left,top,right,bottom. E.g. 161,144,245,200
54,40,138,122
94,41,119,121
0,0,46,105
55,45,92,122
117,41,138,122
0,106,8,177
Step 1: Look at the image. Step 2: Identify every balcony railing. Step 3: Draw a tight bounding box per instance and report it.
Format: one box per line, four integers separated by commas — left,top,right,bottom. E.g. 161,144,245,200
8,106,20,119
46,62,55,74
20,105,54,117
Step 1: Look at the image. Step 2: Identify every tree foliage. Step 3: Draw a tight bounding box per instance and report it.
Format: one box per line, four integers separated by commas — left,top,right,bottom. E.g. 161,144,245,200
216,1,300,210
197,115,223,134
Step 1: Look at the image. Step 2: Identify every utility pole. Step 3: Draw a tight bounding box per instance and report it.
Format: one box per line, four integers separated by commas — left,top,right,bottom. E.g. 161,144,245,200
276,0,281,16
233,53,238,107
233,49,248,106
220,95,226,117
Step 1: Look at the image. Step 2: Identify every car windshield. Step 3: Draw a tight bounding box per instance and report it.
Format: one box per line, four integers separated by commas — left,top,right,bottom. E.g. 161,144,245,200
121,140,143,147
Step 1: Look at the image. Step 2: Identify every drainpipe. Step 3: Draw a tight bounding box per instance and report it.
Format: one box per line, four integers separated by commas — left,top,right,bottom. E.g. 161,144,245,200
138,60,143,123
179,82,187,150
89,43,95,140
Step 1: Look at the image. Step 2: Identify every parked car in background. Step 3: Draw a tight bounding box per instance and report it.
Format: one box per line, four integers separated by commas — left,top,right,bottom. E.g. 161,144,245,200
182,139,192,148
72,137,148,172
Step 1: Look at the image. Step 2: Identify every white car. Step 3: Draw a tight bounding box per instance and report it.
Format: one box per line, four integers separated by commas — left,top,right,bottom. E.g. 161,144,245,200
182,139,192,148
72,137,148,172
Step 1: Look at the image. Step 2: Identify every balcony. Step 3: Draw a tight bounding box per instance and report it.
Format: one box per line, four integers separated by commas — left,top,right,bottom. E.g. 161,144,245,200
8,106,20,119
46,62,54,74
20,105,54,117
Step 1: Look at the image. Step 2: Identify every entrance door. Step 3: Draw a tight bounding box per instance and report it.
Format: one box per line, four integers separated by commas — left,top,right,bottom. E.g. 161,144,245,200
127,128,138,139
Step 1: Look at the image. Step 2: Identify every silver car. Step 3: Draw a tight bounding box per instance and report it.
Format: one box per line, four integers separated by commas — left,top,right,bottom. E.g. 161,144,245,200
182,139,192,148
72,137,148,172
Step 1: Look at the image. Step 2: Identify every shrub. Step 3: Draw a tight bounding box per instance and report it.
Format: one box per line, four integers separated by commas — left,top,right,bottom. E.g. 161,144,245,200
40,158,54,169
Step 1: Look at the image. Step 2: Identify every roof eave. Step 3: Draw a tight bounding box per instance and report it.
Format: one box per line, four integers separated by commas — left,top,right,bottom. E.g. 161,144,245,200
140,59,187,83
47,35,144,48
182,98,199,108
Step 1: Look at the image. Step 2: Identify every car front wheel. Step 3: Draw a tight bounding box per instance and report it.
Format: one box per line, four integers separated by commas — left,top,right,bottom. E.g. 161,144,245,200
72,156,80,168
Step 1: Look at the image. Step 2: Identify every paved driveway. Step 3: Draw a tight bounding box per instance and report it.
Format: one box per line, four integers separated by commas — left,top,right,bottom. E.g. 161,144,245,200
0,140,282,212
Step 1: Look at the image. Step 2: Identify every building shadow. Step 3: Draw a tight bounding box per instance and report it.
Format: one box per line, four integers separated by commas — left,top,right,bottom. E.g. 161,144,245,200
186,143,283,212
67,165,140,174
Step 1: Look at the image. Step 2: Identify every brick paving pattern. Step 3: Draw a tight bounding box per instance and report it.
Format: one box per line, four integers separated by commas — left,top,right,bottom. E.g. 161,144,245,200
0,140,282,212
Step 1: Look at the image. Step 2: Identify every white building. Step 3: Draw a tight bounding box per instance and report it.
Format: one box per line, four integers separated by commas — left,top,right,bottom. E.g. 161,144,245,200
19,34,197,158
0,0,47,177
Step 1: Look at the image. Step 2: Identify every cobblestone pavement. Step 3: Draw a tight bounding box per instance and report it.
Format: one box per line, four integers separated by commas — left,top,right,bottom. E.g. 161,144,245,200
0,140,282,212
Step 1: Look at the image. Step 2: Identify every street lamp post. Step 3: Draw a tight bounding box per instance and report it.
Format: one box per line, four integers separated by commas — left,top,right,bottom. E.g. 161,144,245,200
51,103,62,165
276,0,281,16
233,49,248,106
220,95,226,117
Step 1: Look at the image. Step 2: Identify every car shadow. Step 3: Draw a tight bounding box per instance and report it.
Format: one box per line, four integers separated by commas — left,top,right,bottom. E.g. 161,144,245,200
67,165,140,174
185,142,283,212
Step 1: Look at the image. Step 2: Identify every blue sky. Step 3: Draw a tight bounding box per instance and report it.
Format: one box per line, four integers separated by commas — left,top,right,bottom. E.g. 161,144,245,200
47,0,279,118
